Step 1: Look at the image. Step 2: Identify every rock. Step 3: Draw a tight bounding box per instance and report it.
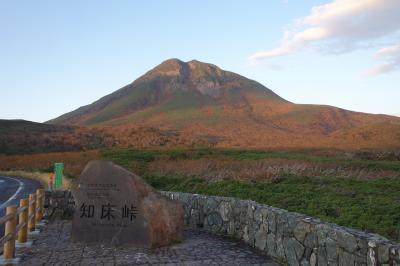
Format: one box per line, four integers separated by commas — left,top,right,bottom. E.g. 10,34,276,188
204,197,218,214
367,241,377,266
337,230,358,253
253,207,264,224
243,225,250,243
247,221,256,247
294,221,312,242
227,220,235,236
303,247,313,260
318,247,328,266
276,235,286,259
268,211,277,234
266,233,277,257
71,160,184,248
326,237,338,264
304,231,318,249
247,202,255,221
310,251,317,266
316,223,336,246
284,214,299,235
377,244,390,264
355,238,368,257
338,250,356,266
390,246,400,265
283,237,305,266
219,201,232,222
255,222,267,251
204,210,224,233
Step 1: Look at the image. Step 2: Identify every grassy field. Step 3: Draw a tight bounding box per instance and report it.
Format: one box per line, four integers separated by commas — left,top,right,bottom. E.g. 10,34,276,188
100,148,400,241
101,148,400,172
144,173,400,241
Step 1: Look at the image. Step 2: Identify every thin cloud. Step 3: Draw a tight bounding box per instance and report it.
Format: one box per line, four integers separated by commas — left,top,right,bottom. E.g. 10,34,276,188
364,44,400,76
249,0,400,61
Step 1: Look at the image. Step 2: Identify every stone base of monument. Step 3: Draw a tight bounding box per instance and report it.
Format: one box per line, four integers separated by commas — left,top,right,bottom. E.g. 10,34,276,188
71,160,184,248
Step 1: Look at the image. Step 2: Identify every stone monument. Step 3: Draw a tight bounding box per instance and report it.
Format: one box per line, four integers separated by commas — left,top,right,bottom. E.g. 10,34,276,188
71,160,184,247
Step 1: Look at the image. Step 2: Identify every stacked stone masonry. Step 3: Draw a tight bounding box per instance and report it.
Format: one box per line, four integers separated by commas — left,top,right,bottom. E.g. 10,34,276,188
161,191,400,266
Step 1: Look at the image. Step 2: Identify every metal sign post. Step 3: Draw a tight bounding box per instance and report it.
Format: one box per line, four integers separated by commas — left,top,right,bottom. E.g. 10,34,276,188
54,163,64,189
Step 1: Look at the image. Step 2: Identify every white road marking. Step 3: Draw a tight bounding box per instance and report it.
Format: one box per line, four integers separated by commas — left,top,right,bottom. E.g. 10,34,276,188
0,176,24,210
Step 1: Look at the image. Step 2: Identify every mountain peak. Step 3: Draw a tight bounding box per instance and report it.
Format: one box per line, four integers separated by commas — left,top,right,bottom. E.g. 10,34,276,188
151,58,221,75
159,58,185,66
149,58,186,76
140,58,228,84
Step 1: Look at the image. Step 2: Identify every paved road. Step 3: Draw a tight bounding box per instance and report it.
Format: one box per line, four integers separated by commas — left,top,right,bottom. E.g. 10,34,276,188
0,176,42,235
18,220,280,265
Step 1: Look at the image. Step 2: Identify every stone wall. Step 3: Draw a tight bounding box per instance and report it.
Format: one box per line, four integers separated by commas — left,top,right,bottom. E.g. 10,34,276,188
161,191,400,266
45,190,400,265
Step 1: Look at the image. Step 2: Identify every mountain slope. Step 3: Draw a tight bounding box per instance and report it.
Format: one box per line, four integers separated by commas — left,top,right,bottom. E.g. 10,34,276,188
0,119,104,154
49,59,400,149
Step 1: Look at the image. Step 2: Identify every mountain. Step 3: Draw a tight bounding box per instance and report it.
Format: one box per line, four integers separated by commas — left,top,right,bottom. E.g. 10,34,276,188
49,59,400,150
49,59,287,126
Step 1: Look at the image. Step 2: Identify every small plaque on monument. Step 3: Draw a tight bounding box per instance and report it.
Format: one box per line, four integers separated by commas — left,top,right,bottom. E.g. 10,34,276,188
72,160,184,247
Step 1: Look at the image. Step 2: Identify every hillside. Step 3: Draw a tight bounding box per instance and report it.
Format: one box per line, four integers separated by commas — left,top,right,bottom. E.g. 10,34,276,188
0,119,212,155
0,120,106,154
47,59,400,150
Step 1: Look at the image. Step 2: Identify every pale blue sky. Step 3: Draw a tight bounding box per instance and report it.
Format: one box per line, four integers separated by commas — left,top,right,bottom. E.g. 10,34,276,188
1,0,399,122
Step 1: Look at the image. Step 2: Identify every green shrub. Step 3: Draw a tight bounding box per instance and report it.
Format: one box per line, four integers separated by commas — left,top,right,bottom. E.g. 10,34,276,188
144,173,400,241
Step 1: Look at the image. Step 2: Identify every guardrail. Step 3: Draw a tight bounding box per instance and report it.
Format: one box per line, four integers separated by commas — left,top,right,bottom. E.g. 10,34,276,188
0,189,45,260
